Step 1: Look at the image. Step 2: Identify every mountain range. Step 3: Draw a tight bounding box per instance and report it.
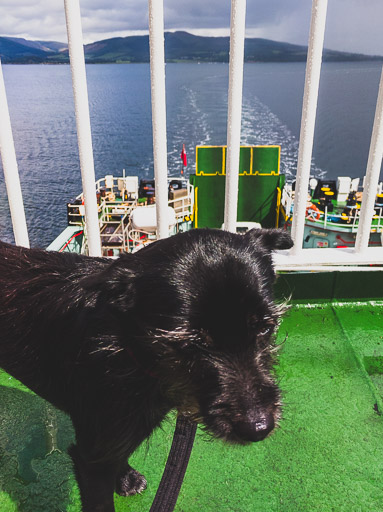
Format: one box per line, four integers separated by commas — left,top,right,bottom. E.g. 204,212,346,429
0,31,382,64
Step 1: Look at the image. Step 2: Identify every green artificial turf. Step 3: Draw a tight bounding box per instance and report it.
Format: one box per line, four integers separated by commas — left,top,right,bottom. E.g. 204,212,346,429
1,303,383,511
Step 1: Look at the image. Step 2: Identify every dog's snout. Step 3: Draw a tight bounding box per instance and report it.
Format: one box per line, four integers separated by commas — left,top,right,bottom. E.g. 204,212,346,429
234,413,275,442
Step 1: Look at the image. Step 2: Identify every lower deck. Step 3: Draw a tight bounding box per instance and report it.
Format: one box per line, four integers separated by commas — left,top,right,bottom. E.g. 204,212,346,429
1,300,383,511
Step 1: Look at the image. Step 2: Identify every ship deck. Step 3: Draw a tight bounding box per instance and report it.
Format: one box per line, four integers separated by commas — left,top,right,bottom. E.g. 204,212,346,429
1,274,383,511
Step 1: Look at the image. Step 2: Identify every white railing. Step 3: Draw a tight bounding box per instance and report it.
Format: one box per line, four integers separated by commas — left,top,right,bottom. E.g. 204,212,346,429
224,0,247,233
63,0,101,257
148,0,169,240
290,0,328,255
0,59,29,248
282,186,383,236
66,175,193,255
355,65,383,252
0,0,382,271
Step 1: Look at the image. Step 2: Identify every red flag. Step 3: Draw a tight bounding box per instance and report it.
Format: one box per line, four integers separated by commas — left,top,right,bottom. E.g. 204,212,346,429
181,144,187,167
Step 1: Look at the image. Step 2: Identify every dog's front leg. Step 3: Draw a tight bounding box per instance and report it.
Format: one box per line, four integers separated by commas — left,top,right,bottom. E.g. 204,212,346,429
69,401,168,511
69,443,119,512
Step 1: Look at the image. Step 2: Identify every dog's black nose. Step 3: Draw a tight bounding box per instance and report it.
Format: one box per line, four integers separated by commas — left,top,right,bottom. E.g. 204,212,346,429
234,413,275,442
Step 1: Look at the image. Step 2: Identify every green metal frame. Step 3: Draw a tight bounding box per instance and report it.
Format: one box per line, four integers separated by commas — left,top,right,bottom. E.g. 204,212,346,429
275,270,383,303
191,145,284,229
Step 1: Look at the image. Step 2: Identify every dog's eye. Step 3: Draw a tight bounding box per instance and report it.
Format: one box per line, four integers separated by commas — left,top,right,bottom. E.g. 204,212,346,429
248,316,275,337
258,326,273,337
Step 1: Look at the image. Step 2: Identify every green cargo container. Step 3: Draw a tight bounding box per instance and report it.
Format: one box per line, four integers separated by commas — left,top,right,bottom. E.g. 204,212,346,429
191,145,285,229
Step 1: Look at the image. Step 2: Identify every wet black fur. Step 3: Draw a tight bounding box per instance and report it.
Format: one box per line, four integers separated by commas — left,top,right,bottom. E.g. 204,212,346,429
0,228,292,512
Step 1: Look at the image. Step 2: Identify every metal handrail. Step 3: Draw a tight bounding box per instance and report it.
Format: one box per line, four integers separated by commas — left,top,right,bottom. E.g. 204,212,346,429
290,0,328,254
281,187,383,233
0,59,29,248
64,0,101,257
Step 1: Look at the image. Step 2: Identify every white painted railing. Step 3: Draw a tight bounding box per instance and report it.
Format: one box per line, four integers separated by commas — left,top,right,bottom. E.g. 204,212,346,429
64,0,101,257
1,0,382,270
355,66,383,253
290,0,328,256
0,59,29,248
148,0,169,240
224,0,247,233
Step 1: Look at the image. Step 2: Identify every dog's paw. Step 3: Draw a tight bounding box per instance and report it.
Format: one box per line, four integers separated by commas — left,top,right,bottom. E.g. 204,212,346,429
115,466,147,497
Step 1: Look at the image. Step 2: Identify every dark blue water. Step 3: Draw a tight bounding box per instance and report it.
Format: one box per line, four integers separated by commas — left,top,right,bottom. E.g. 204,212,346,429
0,61,382,247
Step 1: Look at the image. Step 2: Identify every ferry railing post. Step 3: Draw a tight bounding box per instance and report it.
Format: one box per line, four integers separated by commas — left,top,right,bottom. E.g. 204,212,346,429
148,0,169,240
290,0,328,256
64,0,102,257
224,0,247,233
0,59,30,248
355,65,383,254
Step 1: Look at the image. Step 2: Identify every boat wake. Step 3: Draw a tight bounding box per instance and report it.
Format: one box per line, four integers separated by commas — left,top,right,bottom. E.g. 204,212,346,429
167,83,327,182
241,96,327,181
167,86,212,177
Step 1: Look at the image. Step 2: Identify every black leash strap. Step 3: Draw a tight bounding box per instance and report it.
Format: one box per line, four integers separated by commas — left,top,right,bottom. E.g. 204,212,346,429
150,416,197,512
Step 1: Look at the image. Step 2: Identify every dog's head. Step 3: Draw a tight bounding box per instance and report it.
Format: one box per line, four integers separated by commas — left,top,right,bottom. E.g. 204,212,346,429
136,228,293,443
87,228,293,444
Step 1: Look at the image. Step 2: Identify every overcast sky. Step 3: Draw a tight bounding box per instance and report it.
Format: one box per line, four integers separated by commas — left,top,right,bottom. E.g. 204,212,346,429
0,0,382,56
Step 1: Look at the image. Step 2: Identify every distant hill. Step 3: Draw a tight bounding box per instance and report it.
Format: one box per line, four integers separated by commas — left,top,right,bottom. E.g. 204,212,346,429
0,37,48,63
1,31,382,64
4,37,67,53
0,37,67,63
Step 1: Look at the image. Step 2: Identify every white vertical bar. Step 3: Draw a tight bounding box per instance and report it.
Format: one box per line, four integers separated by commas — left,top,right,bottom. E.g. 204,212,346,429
355,66,383,253
148,0,169,240
290,0,328,254
64,0,101,257
0,59,29,248
224,0,247,233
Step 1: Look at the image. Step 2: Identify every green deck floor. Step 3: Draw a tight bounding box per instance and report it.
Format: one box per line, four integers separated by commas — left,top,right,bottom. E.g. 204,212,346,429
1,302,383,511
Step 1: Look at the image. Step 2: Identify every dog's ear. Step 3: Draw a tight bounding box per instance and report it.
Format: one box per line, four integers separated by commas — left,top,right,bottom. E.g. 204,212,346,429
81,264,136,313
244,228,293,251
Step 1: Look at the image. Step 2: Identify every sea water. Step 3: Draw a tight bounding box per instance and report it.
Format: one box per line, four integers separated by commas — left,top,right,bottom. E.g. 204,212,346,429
0,61,381,247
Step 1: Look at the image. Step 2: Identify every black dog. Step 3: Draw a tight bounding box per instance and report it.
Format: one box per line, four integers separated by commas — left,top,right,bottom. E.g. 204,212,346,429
0,227,292,511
